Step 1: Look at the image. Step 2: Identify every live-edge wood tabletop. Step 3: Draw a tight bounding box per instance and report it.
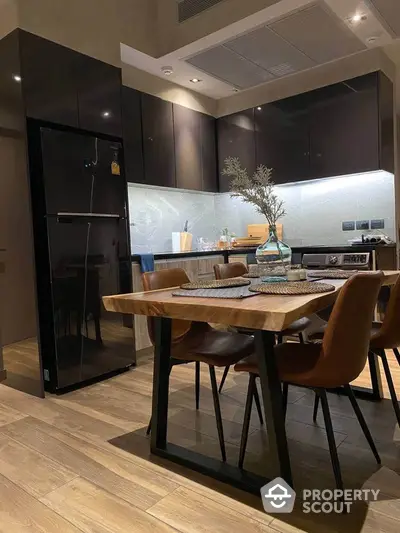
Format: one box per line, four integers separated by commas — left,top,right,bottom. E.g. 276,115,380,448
103,271,400,333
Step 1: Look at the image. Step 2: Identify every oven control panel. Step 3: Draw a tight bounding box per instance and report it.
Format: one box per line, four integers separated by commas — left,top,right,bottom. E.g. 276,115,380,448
302,253,370,269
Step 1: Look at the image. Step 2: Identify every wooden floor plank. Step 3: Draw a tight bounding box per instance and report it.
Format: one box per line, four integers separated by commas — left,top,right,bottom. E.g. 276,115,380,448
147,486,275,533
0,472,83,533
41,477,178,533
0,417,178,511
0,432,77,498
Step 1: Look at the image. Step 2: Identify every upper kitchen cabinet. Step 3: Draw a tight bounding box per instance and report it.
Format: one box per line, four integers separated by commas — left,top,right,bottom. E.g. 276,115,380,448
19,31,79,128
122,86,144,184
173,104,202,191
255,100,309,184
141,93,176,188
217,109,256,192
173,104,218,192
200,112,218,192
309,73,381,179
76,54,122,137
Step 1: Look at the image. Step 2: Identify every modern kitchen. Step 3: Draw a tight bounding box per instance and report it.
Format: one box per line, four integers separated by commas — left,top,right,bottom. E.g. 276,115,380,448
1,1,400,532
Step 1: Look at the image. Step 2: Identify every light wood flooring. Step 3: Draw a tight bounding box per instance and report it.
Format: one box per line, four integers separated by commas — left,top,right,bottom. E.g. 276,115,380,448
0,348,400,532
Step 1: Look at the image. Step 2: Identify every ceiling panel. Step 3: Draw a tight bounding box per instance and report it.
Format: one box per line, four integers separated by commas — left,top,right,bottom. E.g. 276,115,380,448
225,25,315,76
367,0,400,37
270,4,366,65
185,45,275,88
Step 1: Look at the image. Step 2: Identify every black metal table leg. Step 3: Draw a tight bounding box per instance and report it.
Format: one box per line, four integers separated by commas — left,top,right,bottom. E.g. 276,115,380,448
151,317,172,451
149,320,292,494
255,330,293,486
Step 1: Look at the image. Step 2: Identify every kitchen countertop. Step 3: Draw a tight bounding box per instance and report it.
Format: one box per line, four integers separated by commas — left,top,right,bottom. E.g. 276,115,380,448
131,243,396,262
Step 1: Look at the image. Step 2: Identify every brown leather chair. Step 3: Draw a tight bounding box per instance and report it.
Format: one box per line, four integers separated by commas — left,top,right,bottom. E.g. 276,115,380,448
311,274,400,426
234,272,384,491
214,261,312,394
142,268,256,461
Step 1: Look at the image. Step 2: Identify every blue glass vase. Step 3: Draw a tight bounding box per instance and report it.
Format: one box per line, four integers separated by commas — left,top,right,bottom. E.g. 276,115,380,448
256,224,292,268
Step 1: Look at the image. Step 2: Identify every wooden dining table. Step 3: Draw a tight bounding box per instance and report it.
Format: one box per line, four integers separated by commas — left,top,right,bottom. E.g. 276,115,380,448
103,271,400,494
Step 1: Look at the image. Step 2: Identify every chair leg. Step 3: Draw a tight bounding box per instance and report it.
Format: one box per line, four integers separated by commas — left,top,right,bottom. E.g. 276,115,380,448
299,332,304,344
282,382,289,419
239,374,256,468
253,380,264,425
313,393,320,422
195,361,200,410
319,389,344,492
343,384,381,464
218,366,230,394
277,334,283,344
393,347,400,367
379,349,400,427
209,365,226,462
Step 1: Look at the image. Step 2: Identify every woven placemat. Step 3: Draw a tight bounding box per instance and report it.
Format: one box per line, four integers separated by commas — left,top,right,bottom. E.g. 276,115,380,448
307,270,357,280
249,281,335,295
172,286,259,299
180,278,250,290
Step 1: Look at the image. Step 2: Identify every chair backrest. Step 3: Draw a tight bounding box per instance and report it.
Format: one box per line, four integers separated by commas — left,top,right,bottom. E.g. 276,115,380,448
316,272,384,386
375,274,400,348
214,262,248,280
142,268,192,345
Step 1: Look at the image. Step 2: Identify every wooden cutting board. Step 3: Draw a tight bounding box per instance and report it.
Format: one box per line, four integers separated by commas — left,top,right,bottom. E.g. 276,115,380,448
247,223,283,242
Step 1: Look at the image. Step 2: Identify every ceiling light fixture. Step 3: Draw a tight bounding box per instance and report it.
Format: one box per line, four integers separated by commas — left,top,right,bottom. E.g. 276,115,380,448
12,74,21,82
257,106,262,111
161,66,174,76
190,78,201,83
349,13,366,24
102,111,111,118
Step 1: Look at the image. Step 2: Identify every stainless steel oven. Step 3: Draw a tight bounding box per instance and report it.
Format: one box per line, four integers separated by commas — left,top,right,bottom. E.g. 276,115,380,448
302,252,371,271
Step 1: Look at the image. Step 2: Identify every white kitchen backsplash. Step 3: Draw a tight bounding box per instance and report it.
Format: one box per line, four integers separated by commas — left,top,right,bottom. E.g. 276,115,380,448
128,171,395,253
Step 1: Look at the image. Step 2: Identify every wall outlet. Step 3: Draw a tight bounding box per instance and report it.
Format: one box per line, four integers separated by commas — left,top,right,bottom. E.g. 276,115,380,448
342,221,355,231
356,220,370,230
371,219,384,230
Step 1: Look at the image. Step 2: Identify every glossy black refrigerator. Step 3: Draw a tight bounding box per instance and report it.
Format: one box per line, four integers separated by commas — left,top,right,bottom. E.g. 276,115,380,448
28,123,135,393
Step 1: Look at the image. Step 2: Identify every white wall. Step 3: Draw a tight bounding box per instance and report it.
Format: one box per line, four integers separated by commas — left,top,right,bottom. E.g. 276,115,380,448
128,171,395,252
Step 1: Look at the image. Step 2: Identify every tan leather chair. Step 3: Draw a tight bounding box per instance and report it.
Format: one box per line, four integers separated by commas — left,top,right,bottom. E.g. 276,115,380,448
234,272,384,491
311,274,400,426
142,268,255,461
214,261,312,393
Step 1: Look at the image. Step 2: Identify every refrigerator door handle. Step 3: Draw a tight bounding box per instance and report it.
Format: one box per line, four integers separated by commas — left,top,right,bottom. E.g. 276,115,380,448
57,212,121,219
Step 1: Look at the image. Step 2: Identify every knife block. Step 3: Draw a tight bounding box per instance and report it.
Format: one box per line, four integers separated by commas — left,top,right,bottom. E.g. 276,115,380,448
172,232,193,252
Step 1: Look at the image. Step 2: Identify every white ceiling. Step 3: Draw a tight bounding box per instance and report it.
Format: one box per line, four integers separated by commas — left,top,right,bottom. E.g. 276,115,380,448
121,0,400,99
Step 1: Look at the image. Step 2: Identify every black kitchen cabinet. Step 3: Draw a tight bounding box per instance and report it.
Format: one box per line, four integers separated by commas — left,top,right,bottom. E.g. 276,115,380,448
217,109,256,192
173,104,218,192
255,101,309,184
173,104,202,190
379,72,395,174
19,31,79,128
309,73,380,179
122,86,144,183
141,93,175,188
200,112,218,192
76,54,122,137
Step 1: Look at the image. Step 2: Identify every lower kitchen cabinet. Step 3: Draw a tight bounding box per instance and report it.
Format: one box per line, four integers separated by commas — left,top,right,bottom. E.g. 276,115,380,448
132,255,224,351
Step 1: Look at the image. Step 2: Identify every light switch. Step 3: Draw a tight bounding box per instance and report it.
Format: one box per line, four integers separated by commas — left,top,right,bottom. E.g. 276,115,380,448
342,221,355,231
371,219,384,230
356,220,370,230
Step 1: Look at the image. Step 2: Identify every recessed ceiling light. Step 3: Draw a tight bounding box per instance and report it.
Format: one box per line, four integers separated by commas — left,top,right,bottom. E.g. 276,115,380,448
12,74,21,82
366,36,379,44
349,13,366,24
190,78,201,83
257,106,262,111
161,66,174,76
102,111,111,118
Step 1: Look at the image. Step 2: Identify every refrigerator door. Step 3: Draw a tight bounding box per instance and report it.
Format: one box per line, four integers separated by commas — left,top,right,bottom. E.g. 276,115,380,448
40,128,126,217
47,215,134,389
